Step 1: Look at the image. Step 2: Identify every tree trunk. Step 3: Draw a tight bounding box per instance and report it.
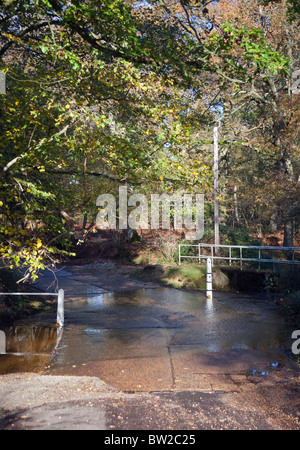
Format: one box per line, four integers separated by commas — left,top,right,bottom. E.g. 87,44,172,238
82,152,87,230
214,126,220,253
82,212,88,231
270,208,278,232
283,220,293,248
234,185,240,226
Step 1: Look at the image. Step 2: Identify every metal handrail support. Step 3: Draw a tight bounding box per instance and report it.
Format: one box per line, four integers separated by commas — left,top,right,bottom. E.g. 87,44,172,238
178,243,300,269
0,290,64,327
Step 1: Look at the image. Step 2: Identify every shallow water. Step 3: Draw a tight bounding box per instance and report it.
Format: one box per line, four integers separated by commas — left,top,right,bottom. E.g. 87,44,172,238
0,288,293,374
0,325,60,374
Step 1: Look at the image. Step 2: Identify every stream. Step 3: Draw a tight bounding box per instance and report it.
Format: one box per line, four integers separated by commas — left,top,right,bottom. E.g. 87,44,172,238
0,288,294,376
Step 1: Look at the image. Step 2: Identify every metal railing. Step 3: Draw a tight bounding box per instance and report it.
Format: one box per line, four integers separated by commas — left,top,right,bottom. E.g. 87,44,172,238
178,243,300,270
0,289,64,327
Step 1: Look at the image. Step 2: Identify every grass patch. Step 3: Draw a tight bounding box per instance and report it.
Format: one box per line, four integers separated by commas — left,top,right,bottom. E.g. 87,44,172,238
130,263,207,290
162,264,207,290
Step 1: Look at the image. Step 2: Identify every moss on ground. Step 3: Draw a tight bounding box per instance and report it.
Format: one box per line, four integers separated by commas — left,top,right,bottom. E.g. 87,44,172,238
161,264,207,290
129,263,207,290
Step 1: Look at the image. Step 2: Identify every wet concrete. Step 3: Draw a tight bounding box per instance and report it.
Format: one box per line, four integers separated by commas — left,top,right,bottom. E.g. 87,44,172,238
38,285,292,392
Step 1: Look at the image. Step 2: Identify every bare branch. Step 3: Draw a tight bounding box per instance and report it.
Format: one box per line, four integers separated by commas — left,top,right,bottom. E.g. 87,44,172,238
0,20,62,57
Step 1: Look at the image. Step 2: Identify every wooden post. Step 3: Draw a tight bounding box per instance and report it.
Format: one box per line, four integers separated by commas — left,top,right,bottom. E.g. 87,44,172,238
214,126,220,254
206,258,213,299
57,289,64,327
234,185,240,225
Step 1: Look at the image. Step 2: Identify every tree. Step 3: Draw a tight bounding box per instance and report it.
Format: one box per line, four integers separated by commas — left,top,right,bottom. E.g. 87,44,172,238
205,0,299,245
0,0,294,281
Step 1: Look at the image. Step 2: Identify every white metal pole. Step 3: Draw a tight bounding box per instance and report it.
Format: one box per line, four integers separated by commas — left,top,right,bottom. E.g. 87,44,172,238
240,247,243,270
0,330,6,354
206,258,213,299
57,289,64,327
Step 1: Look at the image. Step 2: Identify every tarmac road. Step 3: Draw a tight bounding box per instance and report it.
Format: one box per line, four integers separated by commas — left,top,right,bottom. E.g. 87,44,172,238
0,369,299,430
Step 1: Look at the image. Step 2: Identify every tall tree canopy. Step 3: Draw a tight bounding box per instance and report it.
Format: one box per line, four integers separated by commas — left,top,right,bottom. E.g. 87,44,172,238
0,0,298,281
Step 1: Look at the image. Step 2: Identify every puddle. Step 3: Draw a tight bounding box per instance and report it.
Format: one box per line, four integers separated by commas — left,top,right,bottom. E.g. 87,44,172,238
0,288,294,375
0,326,61,374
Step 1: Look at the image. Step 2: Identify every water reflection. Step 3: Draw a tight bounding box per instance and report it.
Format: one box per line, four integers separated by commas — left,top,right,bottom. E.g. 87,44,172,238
3,326,58,354
87,294,105,308
47,288,292,371
85,328,102,334
0,288,293,375
0,326,62,374
205,298,214,318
